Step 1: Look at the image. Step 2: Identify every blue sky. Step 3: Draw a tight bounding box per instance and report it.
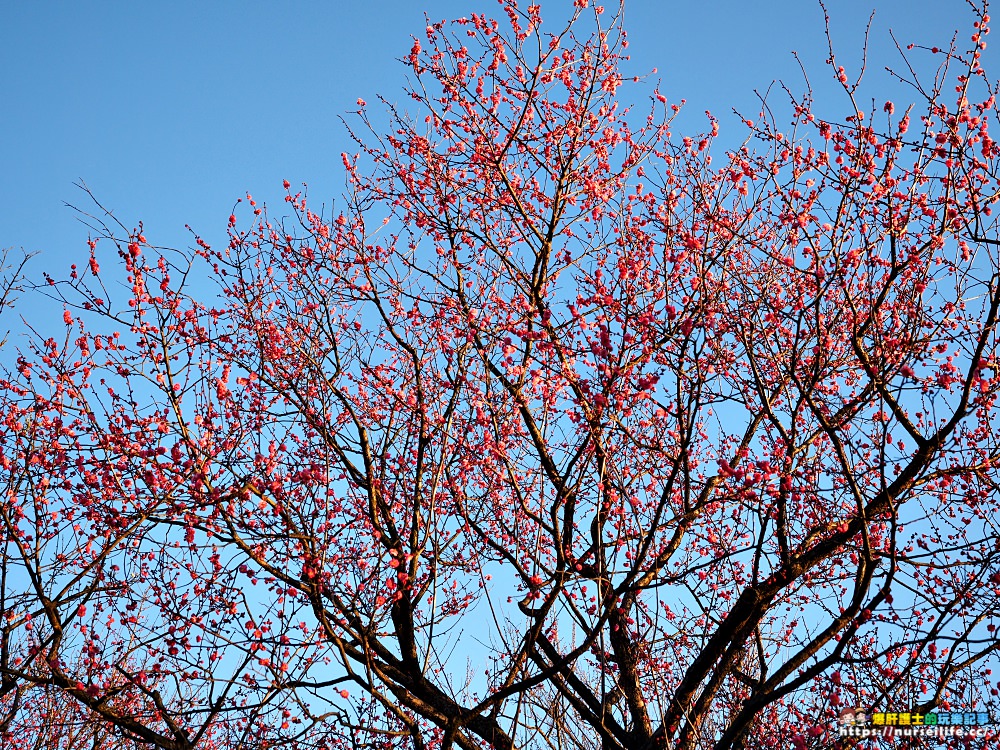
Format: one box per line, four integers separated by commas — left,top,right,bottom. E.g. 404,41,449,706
2,0,997,725
1,0,988,278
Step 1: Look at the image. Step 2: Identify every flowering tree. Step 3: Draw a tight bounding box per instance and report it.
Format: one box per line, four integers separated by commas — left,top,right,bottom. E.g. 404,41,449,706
4,2,1000,749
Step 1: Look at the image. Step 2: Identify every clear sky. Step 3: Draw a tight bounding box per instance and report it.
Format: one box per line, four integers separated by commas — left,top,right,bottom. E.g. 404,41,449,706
0,0,989,279
2,0,996,722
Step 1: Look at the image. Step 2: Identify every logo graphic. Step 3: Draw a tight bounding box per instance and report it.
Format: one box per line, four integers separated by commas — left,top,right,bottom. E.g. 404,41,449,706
838,708,867,727
836,708,993,738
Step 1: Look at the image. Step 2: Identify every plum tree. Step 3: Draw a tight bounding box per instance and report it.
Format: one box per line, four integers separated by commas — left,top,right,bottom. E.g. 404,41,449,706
3,2,1000,749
